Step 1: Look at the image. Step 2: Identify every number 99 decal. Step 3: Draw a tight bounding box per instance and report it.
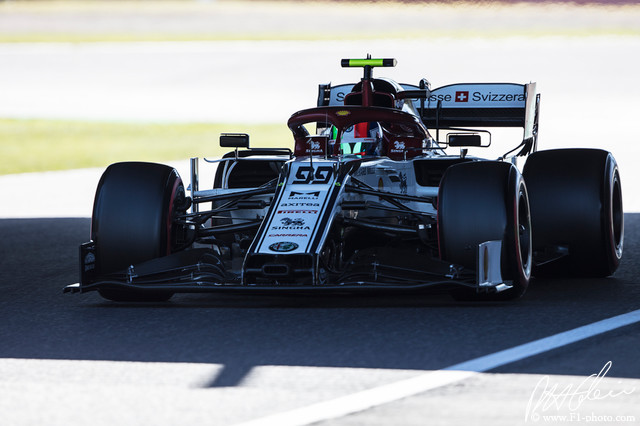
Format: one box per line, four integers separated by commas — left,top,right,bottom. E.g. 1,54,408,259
291,166,333,185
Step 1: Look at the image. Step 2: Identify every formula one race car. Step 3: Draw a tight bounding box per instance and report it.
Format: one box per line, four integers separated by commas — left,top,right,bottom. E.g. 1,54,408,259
65,57,624,302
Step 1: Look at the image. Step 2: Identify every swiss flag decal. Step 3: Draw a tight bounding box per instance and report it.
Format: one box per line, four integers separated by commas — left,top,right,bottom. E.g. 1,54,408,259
455,91,469,102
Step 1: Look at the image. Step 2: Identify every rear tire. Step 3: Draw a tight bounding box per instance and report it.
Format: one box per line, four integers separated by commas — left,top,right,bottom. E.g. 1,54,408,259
523,149,623,277
91,162,184,302
438,161,532,301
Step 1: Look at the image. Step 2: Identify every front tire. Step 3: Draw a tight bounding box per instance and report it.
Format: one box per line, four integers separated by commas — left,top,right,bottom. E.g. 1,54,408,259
91,162,184,302
438,161,532,300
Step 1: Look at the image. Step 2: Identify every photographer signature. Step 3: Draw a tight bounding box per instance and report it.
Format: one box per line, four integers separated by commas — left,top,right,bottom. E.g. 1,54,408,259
525,361,635,422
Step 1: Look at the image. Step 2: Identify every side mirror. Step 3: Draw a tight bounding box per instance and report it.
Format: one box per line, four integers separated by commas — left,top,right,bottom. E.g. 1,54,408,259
447,133,482,147
220,133,250,148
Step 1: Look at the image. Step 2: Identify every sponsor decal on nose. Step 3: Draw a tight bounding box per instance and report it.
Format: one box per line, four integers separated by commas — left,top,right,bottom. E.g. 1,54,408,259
268,242,299,252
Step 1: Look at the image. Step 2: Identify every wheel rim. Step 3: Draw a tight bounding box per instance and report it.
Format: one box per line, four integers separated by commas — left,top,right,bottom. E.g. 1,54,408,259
166,176,185,254
610,169,623,259
517,184,532,278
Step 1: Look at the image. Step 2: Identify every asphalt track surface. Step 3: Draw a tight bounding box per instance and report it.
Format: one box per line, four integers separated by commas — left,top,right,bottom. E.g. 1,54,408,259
0,215,639,425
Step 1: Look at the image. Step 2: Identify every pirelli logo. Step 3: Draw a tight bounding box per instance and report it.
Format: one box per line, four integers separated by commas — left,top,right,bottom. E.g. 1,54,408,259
277,210,318,214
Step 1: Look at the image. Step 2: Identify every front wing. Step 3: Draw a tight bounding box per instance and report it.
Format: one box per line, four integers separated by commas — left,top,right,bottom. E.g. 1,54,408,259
65,240,512,296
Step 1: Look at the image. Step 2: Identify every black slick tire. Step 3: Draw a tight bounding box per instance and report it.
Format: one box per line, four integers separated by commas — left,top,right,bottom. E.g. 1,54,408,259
523,149,623,277
91,162,184,302
438,161,532,301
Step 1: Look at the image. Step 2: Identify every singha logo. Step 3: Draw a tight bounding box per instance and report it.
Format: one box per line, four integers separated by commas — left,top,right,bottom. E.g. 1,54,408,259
272,216,310,231
394,141,406,151
281,217,305,226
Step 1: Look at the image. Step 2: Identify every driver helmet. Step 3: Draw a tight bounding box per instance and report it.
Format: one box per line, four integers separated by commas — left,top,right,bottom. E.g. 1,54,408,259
340,122,382,156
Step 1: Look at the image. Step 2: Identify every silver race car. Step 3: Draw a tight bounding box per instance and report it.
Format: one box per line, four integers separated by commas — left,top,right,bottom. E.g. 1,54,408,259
66,57,623,302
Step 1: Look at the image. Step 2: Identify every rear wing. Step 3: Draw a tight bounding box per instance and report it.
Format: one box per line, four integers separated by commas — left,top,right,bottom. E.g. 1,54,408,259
421,82,538,138
318,81,540,153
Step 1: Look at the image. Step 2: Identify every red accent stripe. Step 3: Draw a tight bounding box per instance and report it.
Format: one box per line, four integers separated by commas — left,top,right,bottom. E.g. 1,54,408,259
354,122,369,138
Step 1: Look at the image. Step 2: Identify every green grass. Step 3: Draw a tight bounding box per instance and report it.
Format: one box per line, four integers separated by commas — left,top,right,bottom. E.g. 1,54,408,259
0,119,292,175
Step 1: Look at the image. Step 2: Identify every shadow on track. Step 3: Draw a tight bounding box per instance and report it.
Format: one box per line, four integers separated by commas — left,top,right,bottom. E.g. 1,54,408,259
0,215,637,386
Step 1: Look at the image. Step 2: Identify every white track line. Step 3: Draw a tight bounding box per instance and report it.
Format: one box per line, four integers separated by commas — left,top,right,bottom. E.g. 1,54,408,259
235,309,640,426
